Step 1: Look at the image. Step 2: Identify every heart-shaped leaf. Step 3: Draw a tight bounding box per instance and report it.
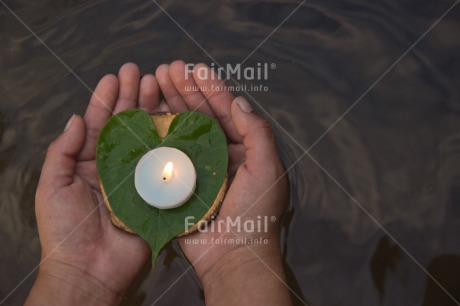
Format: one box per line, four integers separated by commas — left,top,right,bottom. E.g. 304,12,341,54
96,110,228,264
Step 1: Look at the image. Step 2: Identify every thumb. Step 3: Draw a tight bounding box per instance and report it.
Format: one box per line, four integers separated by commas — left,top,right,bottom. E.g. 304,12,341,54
39,115,86,189
231,97,283,178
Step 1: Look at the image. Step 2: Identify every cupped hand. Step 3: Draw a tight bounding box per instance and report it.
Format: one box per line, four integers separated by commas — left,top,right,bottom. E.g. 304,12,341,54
27,63,159,305
155,61,289,281
27,61,291,306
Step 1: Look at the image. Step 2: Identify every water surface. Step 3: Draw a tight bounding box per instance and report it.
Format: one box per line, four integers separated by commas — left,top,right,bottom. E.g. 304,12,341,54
1,0,459,305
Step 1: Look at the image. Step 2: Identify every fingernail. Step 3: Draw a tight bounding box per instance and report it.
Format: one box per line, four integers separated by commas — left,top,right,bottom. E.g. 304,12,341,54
236,97,253,113
64,114,76,132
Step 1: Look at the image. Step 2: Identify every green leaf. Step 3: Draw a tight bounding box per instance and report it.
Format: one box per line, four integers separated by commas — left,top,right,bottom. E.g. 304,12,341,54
96,110,228,264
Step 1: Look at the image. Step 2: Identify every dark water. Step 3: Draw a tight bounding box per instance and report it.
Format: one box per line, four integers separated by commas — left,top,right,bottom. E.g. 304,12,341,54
1,0,460,305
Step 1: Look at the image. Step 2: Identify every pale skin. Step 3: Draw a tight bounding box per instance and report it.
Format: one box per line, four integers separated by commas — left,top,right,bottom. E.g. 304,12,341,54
26,62,292,305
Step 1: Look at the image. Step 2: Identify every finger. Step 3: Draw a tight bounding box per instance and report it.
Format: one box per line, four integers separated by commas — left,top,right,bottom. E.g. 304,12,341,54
169,60,215,117
113,63,140,113
39,115,86,189
158,102,171,112
155,64,189,113
193,63,242,143
231,97,282,178
152,101,171,113
228,143,246,177
79,74,119,161
139,74,160,113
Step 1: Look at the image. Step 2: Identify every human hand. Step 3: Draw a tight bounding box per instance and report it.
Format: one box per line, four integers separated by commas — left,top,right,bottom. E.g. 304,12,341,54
156,61,291,305
26,63,159,305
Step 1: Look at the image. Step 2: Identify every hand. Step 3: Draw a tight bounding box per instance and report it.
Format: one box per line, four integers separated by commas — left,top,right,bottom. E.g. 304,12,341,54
26,63,159,305
156,61,292,305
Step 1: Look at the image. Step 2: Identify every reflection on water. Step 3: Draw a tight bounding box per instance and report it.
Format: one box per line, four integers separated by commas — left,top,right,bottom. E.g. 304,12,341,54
1,0,459,305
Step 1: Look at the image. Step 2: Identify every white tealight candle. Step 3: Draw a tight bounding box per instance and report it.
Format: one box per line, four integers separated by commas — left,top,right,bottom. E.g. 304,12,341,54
134,147,196,209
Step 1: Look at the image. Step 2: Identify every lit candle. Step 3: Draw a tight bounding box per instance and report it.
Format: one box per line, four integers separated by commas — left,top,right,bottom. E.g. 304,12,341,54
134,147,196,209
162,162,174,182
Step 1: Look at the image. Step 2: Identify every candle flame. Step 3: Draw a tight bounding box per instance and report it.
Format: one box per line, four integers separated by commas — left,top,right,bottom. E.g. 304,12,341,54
162,162,173,182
